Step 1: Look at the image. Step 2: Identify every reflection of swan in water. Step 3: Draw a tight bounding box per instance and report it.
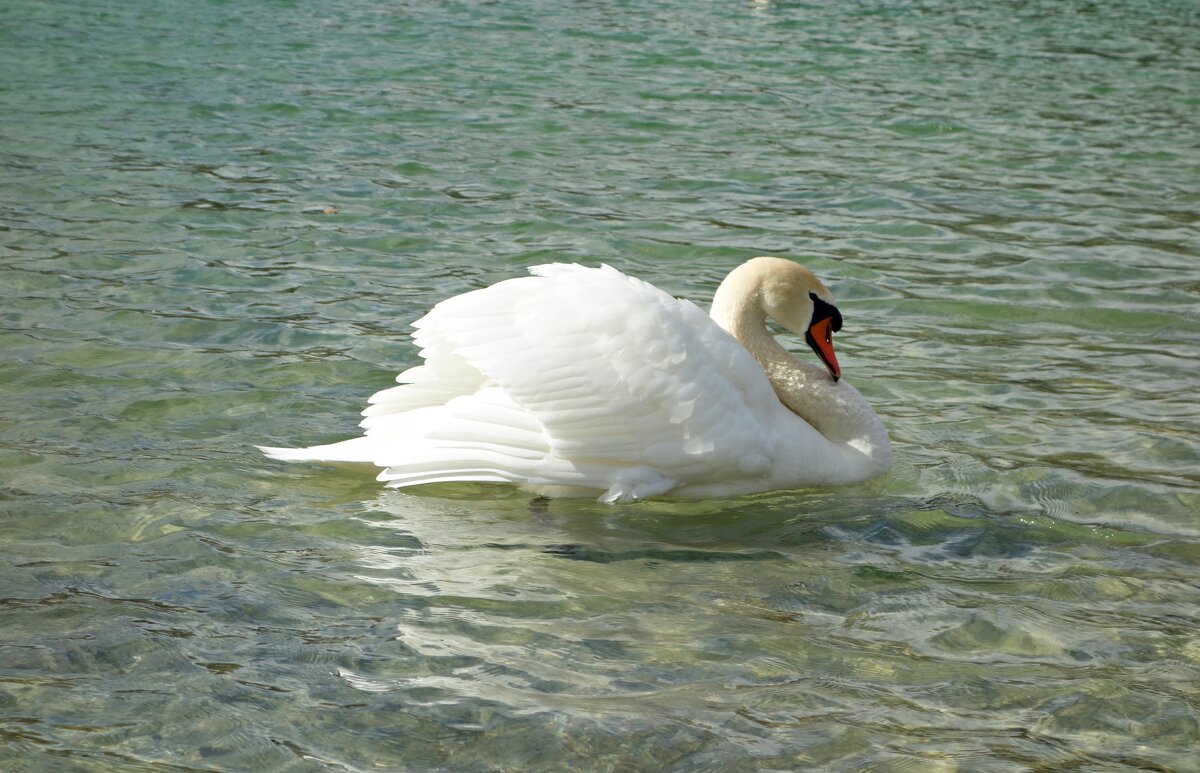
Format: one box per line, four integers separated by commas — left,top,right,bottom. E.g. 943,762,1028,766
261,258,891,501
332,486,871,714
330,490,712,707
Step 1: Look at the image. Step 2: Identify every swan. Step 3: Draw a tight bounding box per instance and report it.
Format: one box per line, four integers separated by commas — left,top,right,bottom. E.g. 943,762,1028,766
259,258,891,502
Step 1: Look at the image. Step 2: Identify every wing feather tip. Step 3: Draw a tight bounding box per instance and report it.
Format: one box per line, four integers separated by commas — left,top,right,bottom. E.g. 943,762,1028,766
258,445,304,462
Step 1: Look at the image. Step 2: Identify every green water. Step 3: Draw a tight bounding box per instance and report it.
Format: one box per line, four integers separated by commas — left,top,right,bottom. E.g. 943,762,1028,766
3,0,1198,769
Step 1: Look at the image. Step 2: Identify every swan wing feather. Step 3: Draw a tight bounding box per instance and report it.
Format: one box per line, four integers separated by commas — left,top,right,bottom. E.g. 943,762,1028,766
364,264,781,494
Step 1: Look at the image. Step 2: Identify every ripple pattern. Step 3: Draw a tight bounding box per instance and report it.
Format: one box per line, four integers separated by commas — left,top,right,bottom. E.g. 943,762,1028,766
1,0,1198,769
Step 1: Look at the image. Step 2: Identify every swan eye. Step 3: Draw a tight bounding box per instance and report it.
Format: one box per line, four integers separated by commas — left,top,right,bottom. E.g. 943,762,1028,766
808,293,843,333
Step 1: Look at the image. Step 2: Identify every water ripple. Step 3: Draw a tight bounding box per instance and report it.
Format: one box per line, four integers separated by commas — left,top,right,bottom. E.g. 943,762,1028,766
2,0,1198,769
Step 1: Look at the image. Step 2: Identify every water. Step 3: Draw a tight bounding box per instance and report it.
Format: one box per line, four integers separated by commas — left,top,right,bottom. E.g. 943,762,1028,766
2,0,1198,769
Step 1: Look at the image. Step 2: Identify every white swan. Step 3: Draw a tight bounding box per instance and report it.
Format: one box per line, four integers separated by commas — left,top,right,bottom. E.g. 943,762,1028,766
260,258,891,502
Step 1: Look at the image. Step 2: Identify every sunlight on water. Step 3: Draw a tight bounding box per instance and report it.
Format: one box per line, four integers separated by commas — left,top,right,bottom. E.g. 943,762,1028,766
1,0,1197,769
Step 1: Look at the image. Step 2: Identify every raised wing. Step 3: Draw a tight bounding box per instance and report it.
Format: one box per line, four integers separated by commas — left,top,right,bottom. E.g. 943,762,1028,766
363,264,783,497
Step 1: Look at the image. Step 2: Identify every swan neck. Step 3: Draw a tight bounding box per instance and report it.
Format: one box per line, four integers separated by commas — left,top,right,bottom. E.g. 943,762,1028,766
709,264,892,480
709,264,768,343
710,265,800,402
710,266,799,396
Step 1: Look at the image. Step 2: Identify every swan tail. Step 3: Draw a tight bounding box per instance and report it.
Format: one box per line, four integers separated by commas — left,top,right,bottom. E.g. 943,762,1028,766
257,436,385,464
375,451,599,493
378,464,523,489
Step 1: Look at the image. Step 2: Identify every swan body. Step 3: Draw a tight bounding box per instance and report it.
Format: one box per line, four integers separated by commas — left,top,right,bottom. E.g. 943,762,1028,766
260,258,891,501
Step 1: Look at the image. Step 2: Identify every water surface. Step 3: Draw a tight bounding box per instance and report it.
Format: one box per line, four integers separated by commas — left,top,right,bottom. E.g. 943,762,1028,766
2,0,1198,769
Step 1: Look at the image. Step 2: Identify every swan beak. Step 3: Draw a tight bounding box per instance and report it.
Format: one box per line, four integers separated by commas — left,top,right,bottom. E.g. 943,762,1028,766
805,317,841,382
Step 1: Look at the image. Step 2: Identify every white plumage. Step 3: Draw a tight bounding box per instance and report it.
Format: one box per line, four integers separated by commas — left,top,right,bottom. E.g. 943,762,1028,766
260,259,891,501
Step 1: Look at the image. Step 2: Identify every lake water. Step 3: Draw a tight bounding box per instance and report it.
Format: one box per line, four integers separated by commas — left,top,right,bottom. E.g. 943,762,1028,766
2,0,1198,769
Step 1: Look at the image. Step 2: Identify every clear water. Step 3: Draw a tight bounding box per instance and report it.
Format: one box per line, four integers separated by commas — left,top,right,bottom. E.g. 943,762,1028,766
2,0,1198,769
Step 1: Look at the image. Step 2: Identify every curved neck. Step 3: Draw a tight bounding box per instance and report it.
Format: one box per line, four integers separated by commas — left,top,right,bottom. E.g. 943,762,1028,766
710,268,892,480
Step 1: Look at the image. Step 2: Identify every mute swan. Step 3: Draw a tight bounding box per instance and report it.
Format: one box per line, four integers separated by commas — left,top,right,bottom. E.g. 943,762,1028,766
259,258,891,502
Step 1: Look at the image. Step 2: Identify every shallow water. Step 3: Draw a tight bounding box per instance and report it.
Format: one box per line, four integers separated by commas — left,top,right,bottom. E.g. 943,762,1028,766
2,0,1198,769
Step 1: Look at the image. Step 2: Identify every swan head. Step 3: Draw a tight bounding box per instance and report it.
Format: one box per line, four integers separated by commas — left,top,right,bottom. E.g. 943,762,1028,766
751,258,844,382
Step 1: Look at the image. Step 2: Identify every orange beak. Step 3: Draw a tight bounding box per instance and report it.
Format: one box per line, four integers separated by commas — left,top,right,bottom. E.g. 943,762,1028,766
805,317,841,382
